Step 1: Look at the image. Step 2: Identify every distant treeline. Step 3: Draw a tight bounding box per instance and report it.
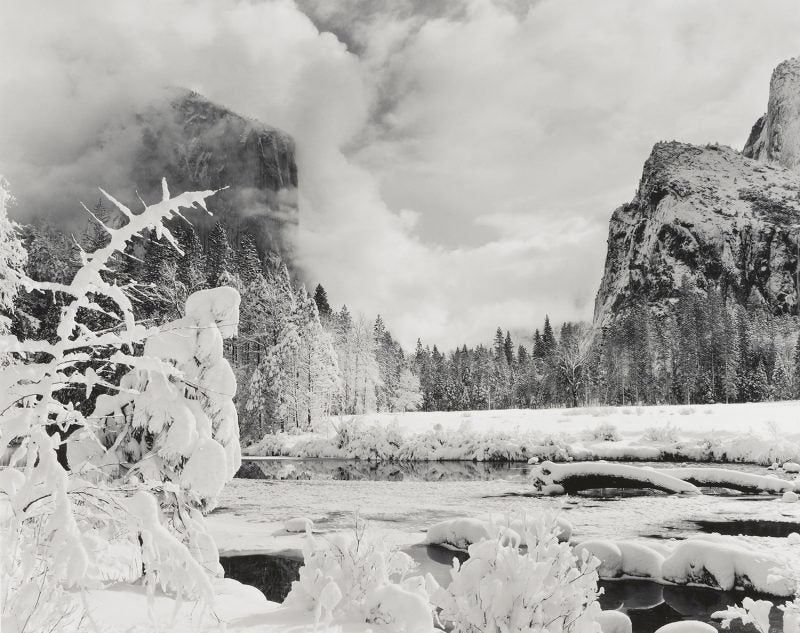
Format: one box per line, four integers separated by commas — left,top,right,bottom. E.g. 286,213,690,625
409,278,800,411
14,205,800,443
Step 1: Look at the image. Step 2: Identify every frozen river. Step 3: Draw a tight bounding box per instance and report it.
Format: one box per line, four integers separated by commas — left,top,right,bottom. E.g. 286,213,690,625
219,458,800,542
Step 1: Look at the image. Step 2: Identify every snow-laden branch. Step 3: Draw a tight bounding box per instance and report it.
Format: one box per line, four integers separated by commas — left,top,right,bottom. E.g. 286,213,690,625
0,180,236,630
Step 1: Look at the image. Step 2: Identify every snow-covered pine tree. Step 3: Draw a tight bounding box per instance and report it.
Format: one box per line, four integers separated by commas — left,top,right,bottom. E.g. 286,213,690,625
245,261,300,433
236,233,262,288
394,367,422,412
0,178,27,339
175,222,207,295
205,221,235,287
503,330,514,365
294,285,340,429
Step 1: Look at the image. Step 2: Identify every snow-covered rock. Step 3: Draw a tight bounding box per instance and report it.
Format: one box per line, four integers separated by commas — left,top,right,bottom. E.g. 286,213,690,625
782,491,799,503
284,517,313,533
425,518,510,551
789,532,800,545
575,540,664,580
616,542,665,579
661,539,794,596
574,540,623,577
596,610,632,633
784,461,800,473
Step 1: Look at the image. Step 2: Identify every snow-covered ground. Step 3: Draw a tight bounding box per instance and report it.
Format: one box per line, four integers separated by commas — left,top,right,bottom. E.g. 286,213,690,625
245,401,800,465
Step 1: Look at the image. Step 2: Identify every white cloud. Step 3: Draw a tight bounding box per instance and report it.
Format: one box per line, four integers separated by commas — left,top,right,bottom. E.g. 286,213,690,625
2,0,800,349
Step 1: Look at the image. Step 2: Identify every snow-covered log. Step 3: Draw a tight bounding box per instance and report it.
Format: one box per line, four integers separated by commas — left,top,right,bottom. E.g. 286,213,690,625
655,467,794,494
532,461,701,495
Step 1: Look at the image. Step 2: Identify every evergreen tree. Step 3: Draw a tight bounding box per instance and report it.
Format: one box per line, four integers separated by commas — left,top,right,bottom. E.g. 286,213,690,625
313,284,332,319
175,223,206,295
493,327,505,360
532,329,545,359
236,233,262,288
503,331,514,365
206,222,235,287
542,316,557,356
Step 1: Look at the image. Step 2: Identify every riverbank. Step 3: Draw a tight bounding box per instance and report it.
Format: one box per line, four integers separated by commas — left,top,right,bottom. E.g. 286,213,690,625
244,401,800,466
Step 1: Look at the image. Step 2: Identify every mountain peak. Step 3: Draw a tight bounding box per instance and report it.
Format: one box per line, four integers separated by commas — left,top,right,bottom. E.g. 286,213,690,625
743,56,800,170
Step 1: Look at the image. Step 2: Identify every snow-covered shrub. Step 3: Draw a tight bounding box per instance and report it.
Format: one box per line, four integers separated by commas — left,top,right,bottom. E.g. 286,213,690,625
429,510,601,633
284,517,433,631
91,283,241,511
641,423,680,443
581,422,620,442
0,181,237,630
713,597,774,633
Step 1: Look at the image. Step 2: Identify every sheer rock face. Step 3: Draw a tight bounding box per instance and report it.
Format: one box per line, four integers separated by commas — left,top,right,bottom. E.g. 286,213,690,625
132,89,298,261
743,57,800,171
593,141,800,327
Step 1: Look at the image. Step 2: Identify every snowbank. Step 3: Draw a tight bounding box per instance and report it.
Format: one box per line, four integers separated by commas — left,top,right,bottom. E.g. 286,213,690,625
572,535,795,597
596,610,633,633
661,538,794,596
533,461,701,495
424,518,498,550
285,517,314,533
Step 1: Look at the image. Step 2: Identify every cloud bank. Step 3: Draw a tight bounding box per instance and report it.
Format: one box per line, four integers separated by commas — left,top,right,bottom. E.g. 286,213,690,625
2,0,800,348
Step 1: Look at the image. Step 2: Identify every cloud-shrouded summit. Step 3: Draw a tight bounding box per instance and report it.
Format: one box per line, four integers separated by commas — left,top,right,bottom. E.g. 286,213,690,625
3,0,800,348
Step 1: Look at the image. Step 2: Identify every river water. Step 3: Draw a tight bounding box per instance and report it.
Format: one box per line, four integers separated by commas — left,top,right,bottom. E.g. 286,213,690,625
216,458,799,632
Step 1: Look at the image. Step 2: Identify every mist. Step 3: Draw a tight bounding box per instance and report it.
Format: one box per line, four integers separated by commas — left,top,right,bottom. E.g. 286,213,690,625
3,0,800,348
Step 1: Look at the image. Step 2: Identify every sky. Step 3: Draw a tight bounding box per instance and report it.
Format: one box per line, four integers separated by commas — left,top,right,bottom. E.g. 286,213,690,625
2,0,800,349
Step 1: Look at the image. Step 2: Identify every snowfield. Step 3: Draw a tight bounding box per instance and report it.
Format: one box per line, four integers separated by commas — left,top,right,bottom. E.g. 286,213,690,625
244,401,800,466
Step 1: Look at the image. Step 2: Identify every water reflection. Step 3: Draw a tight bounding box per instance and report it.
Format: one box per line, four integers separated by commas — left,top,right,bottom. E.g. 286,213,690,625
237,458,535,482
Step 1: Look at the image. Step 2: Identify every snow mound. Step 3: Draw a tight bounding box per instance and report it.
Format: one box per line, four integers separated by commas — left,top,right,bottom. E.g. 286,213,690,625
285,517,314,533
661,539,794,596
424,518,502,551
596,610,632,633
785,462,800,473
574,540,622,577
782,491,799,503
575,540,665,580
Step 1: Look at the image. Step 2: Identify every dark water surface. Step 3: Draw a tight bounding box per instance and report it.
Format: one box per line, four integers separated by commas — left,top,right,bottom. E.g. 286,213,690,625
221,545,784,633
226,458,791,631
